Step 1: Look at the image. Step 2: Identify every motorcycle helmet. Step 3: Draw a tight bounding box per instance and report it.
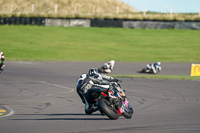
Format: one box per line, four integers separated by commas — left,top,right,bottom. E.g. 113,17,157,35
109,60,115,66
88,68,102,80
0,52,4,61
157,62,161,66
88,68,98,76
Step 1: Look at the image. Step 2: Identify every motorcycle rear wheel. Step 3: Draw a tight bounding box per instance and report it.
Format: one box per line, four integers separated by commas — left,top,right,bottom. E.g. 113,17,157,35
141,67,149,73
98,98,119,120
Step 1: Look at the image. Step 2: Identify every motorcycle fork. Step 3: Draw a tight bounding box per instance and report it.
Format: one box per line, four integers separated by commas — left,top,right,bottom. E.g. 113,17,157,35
117,108,123,116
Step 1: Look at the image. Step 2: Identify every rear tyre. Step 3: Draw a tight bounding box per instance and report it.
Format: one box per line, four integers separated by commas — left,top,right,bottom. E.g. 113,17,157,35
141,69,145,73
98,98,119,120
141,67,148,73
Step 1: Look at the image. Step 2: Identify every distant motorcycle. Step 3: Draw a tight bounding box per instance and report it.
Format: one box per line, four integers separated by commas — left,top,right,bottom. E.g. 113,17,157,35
0,65,5,73
141,62,162,74
0,51,5,73
86,81,133,120
98,60,115,73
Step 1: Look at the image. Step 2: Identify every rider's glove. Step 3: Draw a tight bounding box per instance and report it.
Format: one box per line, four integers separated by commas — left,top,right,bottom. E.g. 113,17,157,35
112,78,119,82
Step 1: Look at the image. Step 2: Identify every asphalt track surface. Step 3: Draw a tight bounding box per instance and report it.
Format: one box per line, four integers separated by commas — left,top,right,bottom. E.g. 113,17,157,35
0,61,200,133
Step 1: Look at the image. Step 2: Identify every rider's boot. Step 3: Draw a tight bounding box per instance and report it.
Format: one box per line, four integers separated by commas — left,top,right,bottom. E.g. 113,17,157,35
85,105,98,115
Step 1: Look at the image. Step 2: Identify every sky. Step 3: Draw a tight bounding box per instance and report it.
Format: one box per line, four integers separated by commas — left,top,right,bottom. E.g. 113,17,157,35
121,0,200,13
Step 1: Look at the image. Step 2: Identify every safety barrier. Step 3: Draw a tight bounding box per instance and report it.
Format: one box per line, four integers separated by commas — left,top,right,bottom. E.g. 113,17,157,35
45,18,90,27
0,17,45,25
90,18,123,28
123,21,200,30
1,17,200,30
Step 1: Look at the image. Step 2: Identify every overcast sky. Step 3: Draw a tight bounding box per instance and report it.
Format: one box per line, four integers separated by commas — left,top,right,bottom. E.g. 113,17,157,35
121,0,200,13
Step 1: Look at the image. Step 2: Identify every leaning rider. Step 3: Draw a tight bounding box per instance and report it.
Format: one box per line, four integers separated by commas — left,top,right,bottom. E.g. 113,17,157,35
0,51,5,73
147,62,162,74
98,60,115,73
76,68,119,114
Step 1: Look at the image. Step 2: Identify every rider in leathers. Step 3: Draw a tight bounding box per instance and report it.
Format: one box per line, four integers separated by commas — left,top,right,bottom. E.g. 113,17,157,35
146,62,161,74
98,60,115,73
77,68,119,114
0,51,5,73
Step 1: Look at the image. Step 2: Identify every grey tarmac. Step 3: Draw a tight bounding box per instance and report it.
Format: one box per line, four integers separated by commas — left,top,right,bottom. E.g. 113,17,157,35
0,61,199,133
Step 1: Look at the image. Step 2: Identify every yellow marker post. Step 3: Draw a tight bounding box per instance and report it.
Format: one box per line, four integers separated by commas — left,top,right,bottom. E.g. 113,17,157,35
191,64,200,76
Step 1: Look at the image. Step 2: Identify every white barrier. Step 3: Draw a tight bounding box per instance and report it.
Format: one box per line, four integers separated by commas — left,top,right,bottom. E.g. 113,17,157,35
45,18,90,27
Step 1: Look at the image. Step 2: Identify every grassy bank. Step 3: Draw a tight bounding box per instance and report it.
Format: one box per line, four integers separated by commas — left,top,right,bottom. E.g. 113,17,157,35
0,0,137,18
0,25,200,62
1,0,200,20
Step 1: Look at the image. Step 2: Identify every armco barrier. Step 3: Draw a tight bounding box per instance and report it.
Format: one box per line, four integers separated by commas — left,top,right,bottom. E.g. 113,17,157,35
122,20,200,30
1,17,200,30
0,17,45,25
90,19,123,28
123,21,174,29
174,22,200,30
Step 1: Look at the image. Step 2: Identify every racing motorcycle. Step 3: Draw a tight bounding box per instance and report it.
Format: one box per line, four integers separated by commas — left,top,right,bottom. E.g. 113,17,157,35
97,60,115,74
0,62,5,73
140,66,154,74
86,81,133,120
0,52,5,73
140,62,161,74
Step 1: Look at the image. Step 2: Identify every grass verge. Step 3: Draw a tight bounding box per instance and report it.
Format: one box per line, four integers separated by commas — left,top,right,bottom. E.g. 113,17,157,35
112,75,200,81
0,25,200,62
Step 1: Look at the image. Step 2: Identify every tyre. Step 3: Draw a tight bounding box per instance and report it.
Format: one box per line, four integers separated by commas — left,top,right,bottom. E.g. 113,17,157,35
141,68,146,73
0,65,4,73
123,111,132,119
123,104,133,119
141,67,148,73
128,104,134,114
98,98,119,120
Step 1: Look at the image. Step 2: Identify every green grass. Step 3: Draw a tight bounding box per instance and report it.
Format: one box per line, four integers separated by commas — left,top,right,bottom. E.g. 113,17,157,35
0,25,200,62
112,75,200,80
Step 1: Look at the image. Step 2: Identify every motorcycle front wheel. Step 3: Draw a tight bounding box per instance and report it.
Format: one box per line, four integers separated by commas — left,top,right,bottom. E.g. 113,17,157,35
123,104,133,119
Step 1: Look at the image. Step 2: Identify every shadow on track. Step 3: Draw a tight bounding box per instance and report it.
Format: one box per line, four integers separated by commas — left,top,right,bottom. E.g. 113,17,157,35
14,113,101,116
11,113,109,121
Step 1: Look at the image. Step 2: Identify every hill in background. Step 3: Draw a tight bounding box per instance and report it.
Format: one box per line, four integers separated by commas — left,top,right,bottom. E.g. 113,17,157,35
1,0,199,20
0,0,138,18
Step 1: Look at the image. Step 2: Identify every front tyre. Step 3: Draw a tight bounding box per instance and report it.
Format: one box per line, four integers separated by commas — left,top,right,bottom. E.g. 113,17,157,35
123,104,133,119
128,104,134,114
98,98,119,120
123,111,132,119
